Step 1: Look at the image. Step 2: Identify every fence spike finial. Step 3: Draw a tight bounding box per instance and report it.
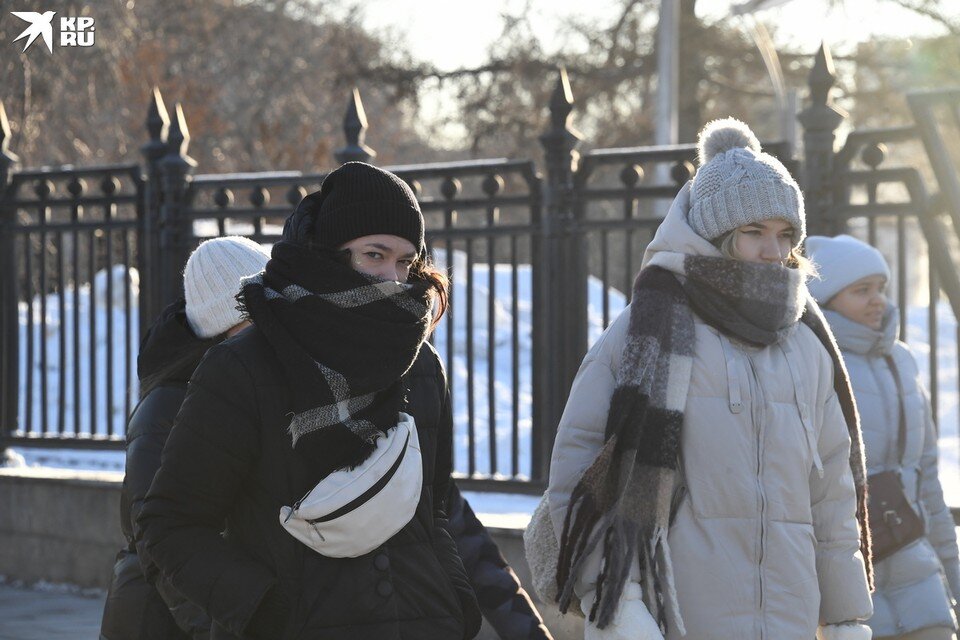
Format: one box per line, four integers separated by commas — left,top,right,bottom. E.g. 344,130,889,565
809,42,838,107
0,101,12,153
146,87,170,145
0,101,20,185
548,67,576,133
159,102,197,174
540,66,582,176
142,87,170,169
165,102,195,164
334,87,376,165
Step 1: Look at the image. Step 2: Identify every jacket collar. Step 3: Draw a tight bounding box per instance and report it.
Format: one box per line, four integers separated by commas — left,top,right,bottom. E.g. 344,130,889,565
822,302,898,357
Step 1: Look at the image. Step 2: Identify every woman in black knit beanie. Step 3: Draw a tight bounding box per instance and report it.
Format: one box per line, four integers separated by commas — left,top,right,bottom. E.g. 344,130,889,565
139,162,481,640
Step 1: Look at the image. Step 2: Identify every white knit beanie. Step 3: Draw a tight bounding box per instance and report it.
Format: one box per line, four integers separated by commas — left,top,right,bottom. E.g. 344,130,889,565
183,236,270,338
688,118,805,244
805,235,891,304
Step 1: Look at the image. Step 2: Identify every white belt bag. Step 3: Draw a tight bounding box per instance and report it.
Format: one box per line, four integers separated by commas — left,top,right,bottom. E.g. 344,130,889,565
279,412,423,558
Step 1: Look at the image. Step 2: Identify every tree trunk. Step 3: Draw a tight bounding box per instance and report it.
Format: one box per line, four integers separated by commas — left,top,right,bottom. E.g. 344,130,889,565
678,0,703,143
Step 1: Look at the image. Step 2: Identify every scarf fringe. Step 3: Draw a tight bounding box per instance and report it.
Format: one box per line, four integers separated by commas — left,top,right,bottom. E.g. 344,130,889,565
559,501,687,635
657,528,685,636
556,486,600,614
592,519,638,627
641,540,657,627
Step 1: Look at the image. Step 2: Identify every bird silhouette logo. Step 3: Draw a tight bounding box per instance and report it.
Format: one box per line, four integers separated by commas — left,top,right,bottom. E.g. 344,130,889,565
11,11,56,53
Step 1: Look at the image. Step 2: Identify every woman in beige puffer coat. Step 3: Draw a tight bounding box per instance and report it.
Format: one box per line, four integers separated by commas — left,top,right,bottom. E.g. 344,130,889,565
547,120,873,640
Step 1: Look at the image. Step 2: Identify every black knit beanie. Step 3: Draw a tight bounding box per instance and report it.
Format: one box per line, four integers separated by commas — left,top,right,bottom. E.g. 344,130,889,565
281,162,424,252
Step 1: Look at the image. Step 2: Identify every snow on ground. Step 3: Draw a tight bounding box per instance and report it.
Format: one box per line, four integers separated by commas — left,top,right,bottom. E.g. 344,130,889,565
906,302,960,505
460,490,542,529
9,448,126,472
9,256,960,515
0,573,104,598
16,265,139,438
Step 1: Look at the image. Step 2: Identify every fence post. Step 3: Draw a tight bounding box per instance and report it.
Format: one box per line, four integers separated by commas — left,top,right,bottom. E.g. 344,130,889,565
158,103,196,307
140,88,169,335
797,42,847,236
0,100,21,445
535,67,583,484
334,88,376,166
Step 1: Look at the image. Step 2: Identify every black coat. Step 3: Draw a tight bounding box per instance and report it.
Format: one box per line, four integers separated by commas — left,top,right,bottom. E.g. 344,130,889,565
138,326,481,640
100,301,211,640
446,484,553,640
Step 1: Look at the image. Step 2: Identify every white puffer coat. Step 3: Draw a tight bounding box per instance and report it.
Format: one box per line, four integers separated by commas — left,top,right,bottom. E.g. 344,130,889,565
826,306,960,637
548,184,873,640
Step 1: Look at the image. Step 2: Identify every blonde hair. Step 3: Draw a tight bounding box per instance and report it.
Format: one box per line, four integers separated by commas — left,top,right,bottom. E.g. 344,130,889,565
716,229,817,278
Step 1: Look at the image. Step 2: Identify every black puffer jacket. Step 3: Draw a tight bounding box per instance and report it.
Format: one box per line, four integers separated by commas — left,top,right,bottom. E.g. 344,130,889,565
446,484,553,640
100,300,212,640
138,326,481,640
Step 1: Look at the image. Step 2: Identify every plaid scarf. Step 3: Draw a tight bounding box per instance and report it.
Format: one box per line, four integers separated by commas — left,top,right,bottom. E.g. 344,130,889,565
556,254,871,633
238,241,433,483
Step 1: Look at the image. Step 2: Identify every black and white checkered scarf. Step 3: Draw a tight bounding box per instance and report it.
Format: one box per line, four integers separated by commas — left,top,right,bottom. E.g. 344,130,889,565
238,241,432,482
556,255,870,634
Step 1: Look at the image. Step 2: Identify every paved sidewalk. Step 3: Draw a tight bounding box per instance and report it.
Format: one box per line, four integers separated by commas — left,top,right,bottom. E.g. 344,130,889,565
0,583,104,640
0,582,519,640
0,582,542,640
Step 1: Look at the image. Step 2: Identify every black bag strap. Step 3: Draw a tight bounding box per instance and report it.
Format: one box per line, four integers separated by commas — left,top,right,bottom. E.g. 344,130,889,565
884,354,908,465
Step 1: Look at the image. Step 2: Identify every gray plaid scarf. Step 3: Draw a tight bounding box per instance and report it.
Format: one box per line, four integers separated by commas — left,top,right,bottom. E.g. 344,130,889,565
239,241,433,482
556,254,871,633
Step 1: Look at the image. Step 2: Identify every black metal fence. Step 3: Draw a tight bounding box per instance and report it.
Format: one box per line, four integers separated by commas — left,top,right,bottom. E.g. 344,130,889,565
0,160,143,443
2,47,960,495
804,51,960,509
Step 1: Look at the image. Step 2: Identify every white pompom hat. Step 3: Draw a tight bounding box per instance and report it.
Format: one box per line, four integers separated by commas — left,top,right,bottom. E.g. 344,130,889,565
688,117,805,244
183,236,270,338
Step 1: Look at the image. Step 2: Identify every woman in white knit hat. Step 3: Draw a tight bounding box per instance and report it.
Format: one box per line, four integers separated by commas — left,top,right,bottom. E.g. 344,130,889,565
808,234,960,640
546,119,873,640
101,236,270,640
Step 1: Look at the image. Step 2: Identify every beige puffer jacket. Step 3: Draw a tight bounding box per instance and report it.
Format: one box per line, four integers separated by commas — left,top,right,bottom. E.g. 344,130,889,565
547,183,873,640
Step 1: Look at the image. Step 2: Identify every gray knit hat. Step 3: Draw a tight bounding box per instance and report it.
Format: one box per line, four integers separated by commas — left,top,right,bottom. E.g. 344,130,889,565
183,236,270,338
688,118,805,244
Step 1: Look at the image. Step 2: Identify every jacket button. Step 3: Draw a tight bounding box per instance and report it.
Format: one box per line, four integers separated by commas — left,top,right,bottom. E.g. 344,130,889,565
374,553,390,571
377,580,393,597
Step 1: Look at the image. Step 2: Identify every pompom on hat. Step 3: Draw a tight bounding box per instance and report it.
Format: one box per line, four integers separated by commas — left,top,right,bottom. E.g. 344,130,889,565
688,118,805,244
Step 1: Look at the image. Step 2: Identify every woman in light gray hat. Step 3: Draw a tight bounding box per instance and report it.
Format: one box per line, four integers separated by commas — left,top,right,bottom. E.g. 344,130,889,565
808,234,960,640
546,118,873,640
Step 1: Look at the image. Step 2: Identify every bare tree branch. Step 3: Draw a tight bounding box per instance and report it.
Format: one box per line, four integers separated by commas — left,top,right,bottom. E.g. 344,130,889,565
883,0,960,35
